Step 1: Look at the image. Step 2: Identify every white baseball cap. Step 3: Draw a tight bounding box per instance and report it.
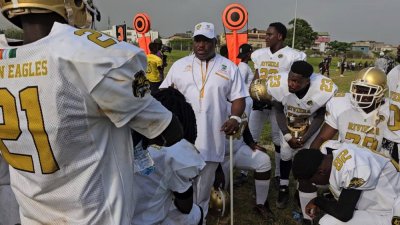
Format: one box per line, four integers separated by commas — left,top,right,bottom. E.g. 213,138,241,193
193,22,215,39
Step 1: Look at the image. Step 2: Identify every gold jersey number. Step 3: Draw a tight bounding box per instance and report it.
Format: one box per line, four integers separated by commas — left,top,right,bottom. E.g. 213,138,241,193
388,104,400,131
74,29,117,48
344,132,378,151
0,87,59,174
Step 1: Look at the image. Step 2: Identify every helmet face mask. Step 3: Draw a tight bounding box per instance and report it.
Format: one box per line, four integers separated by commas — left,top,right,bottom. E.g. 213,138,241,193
0,0,100,28
350,67,387,110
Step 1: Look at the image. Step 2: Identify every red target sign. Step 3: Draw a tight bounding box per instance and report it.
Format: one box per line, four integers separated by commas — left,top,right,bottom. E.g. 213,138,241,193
222,3,248,31
133,13,151,34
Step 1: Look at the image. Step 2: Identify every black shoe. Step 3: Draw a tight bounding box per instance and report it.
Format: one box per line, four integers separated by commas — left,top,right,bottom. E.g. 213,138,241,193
276,185,289,209
254,204,275,221
273,176,280,190
302,219,313,225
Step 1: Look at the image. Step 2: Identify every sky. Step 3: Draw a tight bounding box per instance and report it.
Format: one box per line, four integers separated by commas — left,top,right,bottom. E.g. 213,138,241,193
0,0,399,45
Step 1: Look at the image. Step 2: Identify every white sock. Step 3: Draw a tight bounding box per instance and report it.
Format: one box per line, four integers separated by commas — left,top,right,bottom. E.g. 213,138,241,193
280,179,289,186
299,191,317,221
274,152,281,177
255,179,270,205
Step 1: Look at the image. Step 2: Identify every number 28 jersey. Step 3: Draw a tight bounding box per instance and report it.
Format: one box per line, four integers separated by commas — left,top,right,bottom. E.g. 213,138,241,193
0,23,172,225
325,93,389,152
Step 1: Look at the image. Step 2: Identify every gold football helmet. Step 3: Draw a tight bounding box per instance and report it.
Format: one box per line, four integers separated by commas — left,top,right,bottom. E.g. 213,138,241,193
287,115,310,140
249,78,272,104
350,67,387,109
0,0,100,28
209,187,230,218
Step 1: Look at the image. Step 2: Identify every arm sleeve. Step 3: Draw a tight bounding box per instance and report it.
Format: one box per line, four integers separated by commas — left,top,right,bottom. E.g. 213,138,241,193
243,126,256,146
273,101,290,134
91,54,172,139
314,188,362,222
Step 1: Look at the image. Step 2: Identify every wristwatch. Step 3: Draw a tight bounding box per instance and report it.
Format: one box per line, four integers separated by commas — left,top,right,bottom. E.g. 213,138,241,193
229,115,242,124
284,133,293,142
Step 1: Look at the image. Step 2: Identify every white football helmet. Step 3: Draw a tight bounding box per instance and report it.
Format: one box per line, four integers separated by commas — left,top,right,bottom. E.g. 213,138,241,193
0,0,100,28
350,67,387,109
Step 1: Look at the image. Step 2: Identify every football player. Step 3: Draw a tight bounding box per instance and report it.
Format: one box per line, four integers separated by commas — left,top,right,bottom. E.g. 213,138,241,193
383,54,400,163
250,22,306,188
217,97,273,220
132,87,205,225
266,61,337,222
0,1,182,224
293,142,400,225
310,67,389,154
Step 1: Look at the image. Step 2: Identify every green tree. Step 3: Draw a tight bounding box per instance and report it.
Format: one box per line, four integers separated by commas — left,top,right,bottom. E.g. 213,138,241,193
5,28,23,40
285,18,318,50
328,40,352,56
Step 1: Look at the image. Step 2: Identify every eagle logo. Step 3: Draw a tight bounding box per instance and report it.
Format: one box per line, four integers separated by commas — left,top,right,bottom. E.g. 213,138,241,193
132,70,150,98
348,177,366,188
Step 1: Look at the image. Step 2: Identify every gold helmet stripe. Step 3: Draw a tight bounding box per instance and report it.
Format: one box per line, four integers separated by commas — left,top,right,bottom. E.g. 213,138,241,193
360,67,374,81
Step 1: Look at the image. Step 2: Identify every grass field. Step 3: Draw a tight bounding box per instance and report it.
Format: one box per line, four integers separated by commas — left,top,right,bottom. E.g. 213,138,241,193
162,50,359,225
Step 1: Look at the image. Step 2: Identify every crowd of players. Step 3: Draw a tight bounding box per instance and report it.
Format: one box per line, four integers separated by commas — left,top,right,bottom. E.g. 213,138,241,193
0,1,399,225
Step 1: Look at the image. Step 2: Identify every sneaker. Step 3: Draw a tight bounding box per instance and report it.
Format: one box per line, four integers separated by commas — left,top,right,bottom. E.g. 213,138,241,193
276,185,289,209
340,74,344,77
233,173,248,187
254,204,274,221
273,176,280,190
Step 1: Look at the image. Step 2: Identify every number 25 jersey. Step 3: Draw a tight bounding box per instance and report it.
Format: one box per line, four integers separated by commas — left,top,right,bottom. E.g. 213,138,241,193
0,23,171,225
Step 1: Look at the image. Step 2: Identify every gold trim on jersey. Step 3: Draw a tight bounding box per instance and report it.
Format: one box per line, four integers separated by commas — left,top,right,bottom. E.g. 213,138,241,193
0,60,48,79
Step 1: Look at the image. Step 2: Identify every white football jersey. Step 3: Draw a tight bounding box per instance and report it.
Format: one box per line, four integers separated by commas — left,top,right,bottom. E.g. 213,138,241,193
0,23,172,225
329,143,400,214
385,65,400,143
268,73,337,120
132,140,205,225
251,46,306,79
325,93,390,152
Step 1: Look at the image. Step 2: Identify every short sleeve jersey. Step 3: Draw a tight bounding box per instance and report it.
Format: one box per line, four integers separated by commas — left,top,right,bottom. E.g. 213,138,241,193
132,140,205,225
325,93,390,152
146,53,163,82
160,54,248,162
251,46,306,79
329,143,400,213
385,65,400,143
268,73,336,120
0,23,172,225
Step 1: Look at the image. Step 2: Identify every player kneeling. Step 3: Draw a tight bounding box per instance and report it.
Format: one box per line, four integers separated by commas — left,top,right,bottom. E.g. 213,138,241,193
293,142,400,225
132,87,205,225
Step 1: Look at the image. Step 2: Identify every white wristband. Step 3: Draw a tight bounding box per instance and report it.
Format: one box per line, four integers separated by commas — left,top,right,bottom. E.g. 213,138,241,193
284,133,293,142
229,115,242,124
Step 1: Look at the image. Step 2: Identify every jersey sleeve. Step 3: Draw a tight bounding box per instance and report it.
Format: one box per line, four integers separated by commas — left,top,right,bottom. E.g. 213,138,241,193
331,146,386,191
227,66,249,102
91,51,172,139
387,66,400,92
160,62,176,88
250,50,261,70
165,140,206,193
324,97,340,130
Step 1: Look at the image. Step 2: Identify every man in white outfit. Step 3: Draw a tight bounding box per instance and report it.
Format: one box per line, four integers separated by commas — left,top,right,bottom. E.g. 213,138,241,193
160,22,248,222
